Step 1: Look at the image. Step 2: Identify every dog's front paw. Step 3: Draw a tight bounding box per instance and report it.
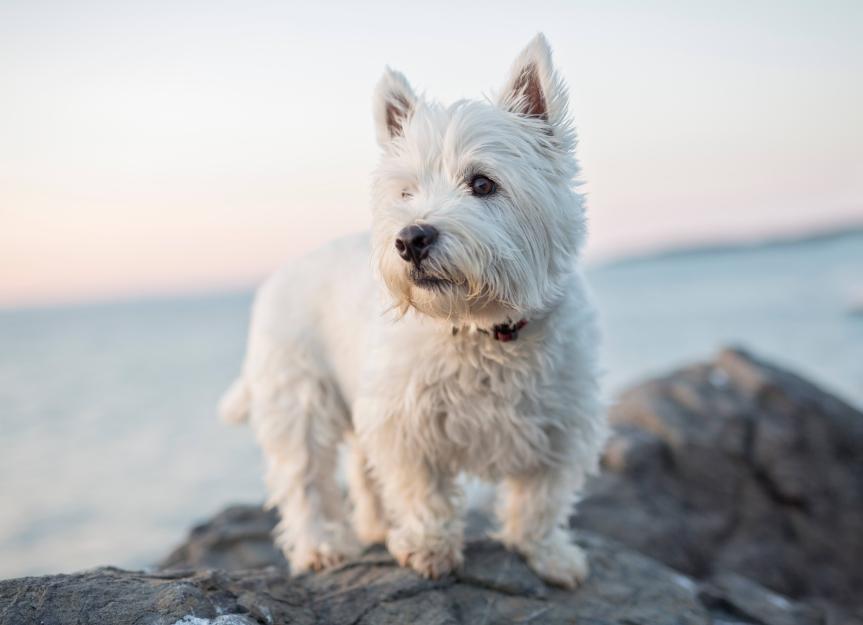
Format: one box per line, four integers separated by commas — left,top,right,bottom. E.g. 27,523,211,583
387,526,463,579
523,539,589,589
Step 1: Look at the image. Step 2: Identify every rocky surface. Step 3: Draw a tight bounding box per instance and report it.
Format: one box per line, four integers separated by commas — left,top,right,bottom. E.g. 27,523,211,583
2,347,862,625
4,530,712,625
6,504,845,625
161,506,287,572
575,347,863,611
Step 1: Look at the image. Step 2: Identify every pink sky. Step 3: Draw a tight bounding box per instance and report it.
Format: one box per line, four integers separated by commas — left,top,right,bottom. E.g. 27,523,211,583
2,1,861,308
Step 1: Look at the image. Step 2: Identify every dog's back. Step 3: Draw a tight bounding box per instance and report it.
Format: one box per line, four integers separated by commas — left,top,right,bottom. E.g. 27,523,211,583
220,232,378,426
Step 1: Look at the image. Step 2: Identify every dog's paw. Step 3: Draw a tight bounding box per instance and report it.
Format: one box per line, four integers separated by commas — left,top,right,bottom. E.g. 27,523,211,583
387,527,463,579
290,541,360,573
523,540,589,589
289,532,361,574
402,542,464,579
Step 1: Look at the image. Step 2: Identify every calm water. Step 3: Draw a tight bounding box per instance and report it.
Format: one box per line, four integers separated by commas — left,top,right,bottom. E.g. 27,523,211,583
1,232,861,579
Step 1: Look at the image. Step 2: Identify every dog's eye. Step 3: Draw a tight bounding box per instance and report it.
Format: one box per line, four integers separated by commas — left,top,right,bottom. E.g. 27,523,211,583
470,175,496,197
401,190,413,200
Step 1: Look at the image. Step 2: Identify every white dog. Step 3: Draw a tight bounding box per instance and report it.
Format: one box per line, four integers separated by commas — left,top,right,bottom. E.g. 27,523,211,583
220,33,606,588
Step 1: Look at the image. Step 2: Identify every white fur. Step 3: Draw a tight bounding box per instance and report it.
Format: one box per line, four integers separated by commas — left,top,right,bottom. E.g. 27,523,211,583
221,34,607,588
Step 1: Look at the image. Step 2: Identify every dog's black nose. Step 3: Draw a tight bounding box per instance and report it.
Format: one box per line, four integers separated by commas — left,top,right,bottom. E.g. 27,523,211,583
395,224,439,264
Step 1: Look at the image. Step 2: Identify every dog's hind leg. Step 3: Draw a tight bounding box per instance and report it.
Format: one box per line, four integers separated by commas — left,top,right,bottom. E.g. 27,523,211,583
248,352,358,574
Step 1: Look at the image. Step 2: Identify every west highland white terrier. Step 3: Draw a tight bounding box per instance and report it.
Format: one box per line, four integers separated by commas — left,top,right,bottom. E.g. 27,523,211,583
220,33,607,588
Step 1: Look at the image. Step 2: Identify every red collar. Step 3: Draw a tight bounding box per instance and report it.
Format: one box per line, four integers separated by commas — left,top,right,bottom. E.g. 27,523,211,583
451,319,529,342
491,319,528,342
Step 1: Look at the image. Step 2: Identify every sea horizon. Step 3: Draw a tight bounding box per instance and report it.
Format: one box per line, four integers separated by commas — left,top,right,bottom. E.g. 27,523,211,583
4,218,861,314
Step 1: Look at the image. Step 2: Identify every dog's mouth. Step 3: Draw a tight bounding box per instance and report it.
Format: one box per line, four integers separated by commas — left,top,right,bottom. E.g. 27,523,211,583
409,267,453,291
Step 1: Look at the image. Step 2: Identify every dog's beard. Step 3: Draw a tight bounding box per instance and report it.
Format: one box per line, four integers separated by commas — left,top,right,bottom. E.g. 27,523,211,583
378,247,516,324
401,261,471,319
408,264,456,292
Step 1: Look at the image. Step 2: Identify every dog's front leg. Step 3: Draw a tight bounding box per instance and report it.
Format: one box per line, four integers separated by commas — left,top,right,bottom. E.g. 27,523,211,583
346,437,389,545
496,464,589,589
371,448,464,579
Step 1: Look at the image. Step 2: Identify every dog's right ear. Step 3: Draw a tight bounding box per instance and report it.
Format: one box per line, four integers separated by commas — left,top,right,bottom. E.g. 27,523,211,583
373,67,417,148
498,33,571,139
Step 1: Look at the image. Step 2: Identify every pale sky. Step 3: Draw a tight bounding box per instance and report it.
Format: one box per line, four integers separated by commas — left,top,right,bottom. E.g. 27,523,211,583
1,0,861,308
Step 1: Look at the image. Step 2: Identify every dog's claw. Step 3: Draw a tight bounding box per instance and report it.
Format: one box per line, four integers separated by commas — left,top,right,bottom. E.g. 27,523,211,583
524,541,589,589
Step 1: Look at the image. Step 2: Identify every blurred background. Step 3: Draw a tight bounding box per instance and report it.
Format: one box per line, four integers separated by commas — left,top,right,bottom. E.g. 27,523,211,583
1,0,861,579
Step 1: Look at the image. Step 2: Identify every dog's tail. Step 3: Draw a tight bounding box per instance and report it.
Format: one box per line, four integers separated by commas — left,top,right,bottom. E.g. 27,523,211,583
219,377,250,425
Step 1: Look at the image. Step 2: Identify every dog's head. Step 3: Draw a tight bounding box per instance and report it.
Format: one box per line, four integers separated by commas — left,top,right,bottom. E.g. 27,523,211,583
371,34,584,326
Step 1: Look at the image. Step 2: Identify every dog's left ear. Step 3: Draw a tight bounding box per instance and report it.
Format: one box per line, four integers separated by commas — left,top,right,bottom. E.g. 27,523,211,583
373,67,417,148
498,33,569,134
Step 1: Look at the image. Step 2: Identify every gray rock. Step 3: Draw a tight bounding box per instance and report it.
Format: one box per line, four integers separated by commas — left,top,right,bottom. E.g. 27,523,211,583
2,530,711,625
154,503,860,624
698,572,823,625
161,505,287,572
575,347,863,611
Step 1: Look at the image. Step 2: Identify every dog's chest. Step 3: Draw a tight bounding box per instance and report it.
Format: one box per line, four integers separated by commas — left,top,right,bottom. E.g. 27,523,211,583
397,331,560,476
434,337,535,406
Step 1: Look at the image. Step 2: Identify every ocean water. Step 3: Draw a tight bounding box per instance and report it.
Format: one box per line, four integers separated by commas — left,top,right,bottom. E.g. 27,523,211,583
1,232,861,579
